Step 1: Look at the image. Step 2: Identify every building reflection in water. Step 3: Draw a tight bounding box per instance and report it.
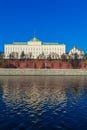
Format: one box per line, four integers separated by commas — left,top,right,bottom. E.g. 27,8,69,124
1,76,67,108
0,76,87,127
0,76,87,105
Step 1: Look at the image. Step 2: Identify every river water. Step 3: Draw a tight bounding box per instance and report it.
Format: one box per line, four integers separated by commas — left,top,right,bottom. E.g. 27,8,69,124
0,76,87,130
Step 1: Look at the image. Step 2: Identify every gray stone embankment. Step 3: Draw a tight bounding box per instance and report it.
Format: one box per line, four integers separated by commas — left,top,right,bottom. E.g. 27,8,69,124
0,69,87,76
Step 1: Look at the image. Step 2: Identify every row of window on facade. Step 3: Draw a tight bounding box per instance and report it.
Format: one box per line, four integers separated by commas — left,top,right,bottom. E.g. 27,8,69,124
5,51,63,56
5,47,64,51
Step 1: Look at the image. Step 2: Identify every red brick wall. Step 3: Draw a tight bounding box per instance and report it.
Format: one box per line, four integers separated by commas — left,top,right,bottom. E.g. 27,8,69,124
3,60,87,69
79,62,87,69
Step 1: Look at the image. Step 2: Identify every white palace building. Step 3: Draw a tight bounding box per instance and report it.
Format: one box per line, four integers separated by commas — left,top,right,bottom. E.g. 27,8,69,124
4,37,66,59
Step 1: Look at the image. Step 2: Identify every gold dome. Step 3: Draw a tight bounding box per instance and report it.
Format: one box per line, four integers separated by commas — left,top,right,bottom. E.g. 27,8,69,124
33,37,38,41
30,37,40,42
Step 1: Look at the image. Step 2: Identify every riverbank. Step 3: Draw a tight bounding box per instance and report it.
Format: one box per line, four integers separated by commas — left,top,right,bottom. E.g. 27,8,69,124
0,69,87,76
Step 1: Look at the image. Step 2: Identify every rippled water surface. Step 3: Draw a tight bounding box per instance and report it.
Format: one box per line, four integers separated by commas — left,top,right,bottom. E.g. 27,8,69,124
0,76,87,130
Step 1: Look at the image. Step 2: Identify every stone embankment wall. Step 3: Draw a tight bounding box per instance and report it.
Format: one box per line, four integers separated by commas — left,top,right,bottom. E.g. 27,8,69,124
0,69,87,76
3,60,87,69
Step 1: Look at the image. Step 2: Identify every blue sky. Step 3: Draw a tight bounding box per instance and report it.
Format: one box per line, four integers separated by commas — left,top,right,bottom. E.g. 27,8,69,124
0,0,87,53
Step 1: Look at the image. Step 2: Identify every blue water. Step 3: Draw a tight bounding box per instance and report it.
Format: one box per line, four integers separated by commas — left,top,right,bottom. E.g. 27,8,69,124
0,76,87,130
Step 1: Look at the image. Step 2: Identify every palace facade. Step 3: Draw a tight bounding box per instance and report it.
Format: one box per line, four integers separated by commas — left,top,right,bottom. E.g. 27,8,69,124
4,37,66,59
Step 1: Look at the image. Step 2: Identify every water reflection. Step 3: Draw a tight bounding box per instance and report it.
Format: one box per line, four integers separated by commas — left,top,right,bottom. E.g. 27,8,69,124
0,76,87,129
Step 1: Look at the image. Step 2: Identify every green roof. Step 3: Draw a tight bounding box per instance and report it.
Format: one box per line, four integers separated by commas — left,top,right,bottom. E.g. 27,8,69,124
13,42,27,44
30,37,40,42
5,38,65,45
43,42,65,45
5,42,27,45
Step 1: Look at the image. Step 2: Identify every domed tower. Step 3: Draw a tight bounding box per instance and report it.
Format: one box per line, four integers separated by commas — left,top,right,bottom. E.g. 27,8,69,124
27,36,42,45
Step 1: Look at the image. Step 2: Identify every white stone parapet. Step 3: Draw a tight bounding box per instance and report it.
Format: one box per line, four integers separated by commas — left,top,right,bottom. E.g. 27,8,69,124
0,69,87,76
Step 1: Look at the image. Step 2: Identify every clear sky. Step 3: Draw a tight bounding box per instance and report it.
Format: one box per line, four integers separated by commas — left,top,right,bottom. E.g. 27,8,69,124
0,0,87,53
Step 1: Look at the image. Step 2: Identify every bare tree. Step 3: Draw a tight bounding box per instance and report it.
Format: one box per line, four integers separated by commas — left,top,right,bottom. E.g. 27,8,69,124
9,52,19,59
28,52,32,59
37,52,46,59
50,52,59,59
0,52,4,59
20,51,25,59
61,53,67,61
